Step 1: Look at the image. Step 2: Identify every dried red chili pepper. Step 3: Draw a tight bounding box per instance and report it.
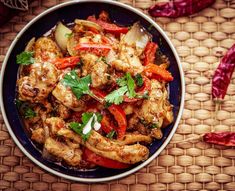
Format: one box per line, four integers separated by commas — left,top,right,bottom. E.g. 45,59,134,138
203,132,235,146
148,0,216,18
212,43,235,99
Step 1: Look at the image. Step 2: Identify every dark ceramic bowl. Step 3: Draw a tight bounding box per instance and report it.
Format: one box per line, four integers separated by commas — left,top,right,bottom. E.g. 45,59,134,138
0,0,185,182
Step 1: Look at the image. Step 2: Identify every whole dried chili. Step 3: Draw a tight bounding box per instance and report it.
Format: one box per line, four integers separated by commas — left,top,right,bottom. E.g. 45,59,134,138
212,43,235,99
148,0,216,18
203,132,235,146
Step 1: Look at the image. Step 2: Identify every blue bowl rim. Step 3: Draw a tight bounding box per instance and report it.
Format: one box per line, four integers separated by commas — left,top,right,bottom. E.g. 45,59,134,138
0,0,185,183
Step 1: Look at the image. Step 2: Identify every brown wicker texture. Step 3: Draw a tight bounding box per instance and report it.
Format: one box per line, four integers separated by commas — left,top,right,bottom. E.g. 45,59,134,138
0,0,235,190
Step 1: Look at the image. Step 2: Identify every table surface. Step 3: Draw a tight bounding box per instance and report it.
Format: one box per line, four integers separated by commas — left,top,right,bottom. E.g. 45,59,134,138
0,0,235,190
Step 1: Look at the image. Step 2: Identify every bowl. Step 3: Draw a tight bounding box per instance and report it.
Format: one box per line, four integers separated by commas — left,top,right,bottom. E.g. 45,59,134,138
0,0,185,182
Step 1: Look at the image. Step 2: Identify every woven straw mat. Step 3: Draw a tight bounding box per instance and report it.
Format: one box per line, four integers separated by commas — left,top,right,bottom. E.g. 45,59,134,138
0,0,235,190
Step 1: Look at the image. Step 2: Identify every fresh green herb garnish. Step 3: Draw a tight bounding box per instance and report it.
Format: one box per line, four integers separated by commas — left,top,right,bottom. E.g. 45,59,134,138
65,32,73,38
105,86,128,105
135,74,143,87
16,51,34,65
106,130,116,139
69,112,102,141
15,99,23,108
105,72,136,104
24,107,36,119
62,70,92,99
149,123,159,129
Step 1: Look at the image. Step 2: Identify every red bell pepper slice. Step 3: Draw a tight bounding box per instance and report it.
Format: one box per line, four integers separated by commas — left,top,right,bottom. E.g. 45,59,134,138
108,104,127,139
83,148,130,169
90,88,127,139
53,56,80,69
100,114,115,134
143,42,158,66
87,16,129,35
75,43,111,56
144,63,174,82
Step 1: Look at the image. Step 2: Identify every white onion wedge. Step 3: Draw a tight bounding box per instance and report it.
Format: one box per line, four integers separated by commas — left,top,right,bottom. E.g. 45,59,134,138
55,22,72,52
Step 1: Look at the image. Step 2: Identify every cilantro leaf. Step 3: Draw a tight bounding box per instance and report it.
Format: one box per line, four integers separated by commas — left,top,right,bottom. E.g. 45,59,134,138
126,73,136,98
116,76,127,87
106,130,116,139
24,107,36,118
105,86,128,105
106,72,136,104
135,73,143,87
16,51,34,65
70,112,102,141
62,70,92,99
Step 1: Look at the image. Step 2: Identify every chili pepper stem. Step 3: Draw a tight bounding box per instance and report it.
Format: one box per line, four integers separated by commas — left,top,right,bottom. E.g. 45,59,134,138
170,134,203,144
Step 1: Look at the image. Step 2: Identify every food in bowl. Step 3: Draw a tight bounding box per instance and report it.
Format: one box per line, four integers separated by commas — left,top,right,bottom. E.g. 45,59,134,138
15,11,174,169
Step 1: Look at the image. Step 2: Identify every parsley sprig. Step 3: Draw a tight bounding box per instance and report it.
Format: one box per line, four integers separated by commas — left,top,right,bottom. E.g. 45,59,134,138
16,51,34,65
69,112,102,141
105,72,136,105
62,70,92,99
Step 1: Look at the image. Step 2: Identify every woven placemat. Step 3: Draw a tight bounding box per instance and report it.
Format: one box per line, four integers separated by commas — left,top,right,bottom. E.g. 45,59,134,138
1,0,235,190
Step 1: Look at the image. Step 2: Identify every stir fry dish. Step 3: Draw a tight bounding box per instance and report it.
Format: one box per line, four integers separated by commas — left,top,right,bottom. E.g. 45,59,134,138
16,11,174,169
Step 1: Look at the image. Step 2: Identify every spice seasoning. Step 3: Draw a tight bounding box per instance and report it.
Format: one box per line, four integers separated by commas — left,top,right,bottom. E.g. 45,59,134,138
148,0,216,18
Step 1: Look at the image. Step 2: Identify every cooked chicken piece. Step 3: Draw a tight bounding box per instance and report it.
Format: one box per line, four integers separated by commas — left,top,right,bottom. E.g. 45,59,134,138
117,133,152,145
112,45,143,75
18,62,59,102
80,53,99,76
52,82,86,111
85,131,149,164
57,128,82,144
31,128,45,144
44,117,65,135
91,61,110,88
137,79,173,127
150,128,163,139
56,104,71,119
34,37,62,62
44,137,82,166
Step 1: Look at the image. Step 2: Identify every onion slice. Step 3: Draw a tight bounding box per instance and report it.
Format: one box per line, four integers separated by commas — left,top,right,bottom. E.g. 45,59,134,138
55,22,72,52
75,19,103,32
122,22,151,55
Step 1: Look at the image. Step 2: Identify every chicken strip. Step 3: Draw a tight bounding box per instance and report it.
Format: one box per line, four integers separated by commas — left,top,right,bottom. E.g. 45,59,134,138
55,125,150,164
34,37,62,62
44,117,66,135
137,79,173,128
52,82,86,111
31,128,45,144
44,137,82,166
85,134,149,164
112,46,143,75
17,62,59,102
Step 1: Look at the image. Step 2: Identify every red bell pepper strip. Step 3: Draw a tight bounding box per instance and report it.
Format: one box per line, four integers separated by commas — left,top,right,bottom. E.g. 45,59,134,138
100,114,115,134
143,42,158,66
83,148,130,169
87,16,129,35
90,88,127,139
75,43,111,56
108,104,127,139
144,63,173,82
53,56,80,69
